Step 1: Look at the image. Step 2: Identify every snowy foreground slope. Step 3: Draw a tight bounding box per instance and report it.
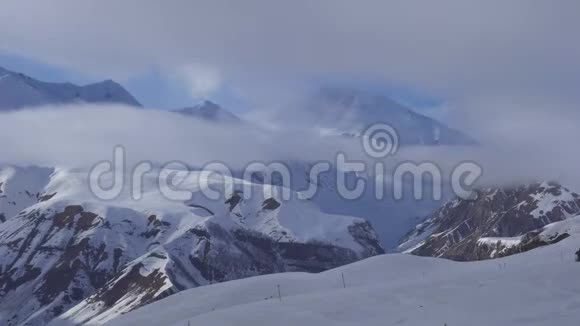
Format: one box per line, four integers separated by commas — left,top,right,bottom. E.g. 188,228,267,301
0,166,382,325
79,233,580,326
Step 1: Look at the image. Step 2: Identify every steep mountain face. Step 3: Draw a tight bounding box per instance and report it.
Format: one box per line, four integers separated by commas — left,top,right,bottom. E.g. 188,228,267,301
174,100,241,124
0,66,141,110
399,182,580,261
0,165,383,326
274,87,475,145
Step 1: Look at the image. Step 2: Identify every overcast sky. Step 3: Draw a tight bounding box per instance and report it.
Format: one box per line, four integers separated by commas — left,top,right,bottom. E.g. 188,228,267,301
0,0,578,109
1,0,579,188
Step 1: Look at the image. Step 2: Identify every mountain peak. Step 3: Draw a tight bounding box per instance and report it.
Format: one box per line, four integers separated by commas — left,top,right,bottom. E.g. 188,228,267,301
298,86,476,145
192,100,223,114
78,79,141,106
0,66,141,110
175,100,241,124
317,86,406,111
92,78,118,86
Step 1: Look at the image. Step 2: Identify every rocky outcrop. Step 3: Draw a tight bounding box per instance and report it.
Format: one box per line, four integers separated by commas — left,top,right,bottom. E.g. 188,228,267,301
399,182,580,261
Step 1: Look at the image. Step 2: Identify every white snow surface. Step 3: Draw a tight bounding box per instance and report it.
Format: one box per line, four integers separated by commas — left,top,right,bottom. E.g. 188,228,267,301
540,215,580,241
77,234,580,326
477,236,523,248
0,165,368,251
530,183,579,220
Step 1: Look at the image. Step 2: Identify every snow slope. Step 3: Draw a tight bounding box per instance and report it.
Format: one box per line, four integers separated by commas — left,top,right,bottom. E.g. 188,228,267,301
92,234,580,326
0,165,382,325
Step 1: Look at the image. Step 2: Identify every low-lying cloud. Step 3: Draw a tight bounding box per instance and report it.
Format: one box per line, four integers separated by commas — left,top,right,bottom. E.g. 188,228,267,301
0,104,363,168
1,102,579,191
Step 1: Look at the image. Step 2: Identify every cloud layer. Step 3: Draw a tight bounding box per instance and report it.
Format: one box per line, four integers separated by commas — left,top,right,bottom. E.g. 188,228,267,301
1,103,579,191
0,104,364,168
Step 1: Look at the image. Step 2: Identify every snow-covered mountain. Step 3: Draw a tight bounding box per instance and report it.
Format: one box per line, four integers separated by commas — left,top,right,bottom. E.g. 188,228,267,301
167,92,465,250
0,66,141,110
0,69,516,325
273,87,475,145
0,165,382,325
174,100,241,124
399,182,580,260
69,233,580,326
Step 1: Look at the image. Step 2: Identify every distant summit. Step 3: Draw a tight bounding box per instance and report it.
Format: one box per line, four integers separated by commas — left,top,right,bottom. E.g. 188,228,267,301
0,66,141,111
174,100,241,124
275,86,475,146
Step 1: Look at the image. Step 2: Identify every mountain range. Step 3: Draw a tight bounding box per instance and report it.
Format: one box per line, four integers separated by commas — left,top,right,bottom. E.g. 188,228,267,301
1,66,576,325
0,65,473,147
0,166,382,325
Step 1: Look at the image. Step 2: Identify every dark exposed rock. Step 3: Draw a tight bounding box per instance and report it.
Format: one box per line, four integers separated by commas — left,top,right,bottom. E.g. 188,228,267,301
187,204,215,216
348,221,385,257
88,262,169,309
262,198,281,210
38,192,56,202
0,206,124,325
225,191,243,211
